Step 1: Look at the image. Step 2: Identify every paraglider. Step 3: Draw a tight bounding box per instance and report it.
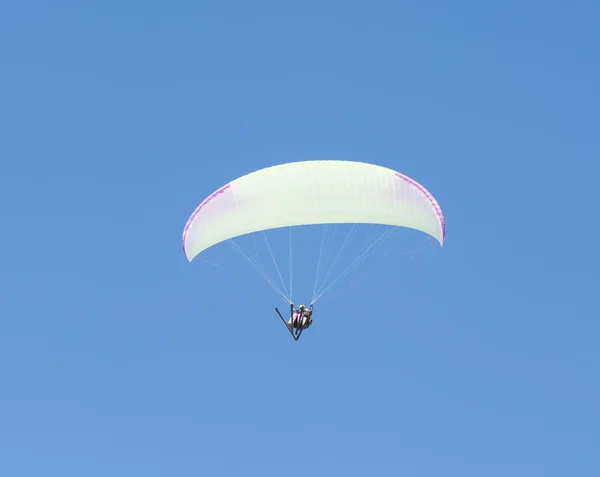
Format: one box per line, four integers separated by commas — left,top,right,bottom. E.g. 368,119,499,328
182,160,445,341
275,303,313,341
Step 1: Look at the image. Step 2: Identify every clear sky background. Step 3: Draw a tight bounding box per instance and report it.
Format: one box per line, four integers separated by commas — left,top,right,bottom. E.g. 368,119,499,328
1,1,599,476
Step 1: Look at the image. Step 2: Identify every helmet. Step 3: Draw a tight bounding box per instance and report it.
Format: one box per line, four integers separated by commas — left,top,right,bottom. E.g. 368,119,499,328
299,304,305,310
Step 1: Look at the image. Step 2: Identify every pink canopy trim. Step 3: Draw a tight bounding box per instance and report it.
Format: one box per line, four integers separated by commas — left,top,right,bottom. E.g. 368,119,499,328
181,183,231,253
395,172,445,241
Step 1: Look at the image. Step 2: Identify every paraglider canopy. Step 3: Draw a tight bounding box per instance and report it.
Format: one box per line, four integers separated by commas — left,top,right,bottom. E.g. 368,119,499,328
182,160,445,262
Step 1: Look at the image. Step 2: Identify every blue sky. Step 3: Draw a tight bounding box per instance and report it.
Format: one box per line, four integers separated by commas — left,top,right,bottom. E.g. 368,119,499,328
1,1,599,475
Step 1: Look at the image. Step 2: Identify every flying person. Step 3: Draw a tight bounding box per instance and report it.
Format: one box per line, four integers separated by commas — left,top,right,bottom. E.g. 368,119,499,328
287,304,313,331
274,302,314,341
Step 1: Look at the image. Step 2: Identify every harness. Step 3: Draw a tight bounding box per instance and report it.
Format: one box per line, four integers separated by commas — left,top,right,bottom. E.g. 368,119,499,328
275,303,314,341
